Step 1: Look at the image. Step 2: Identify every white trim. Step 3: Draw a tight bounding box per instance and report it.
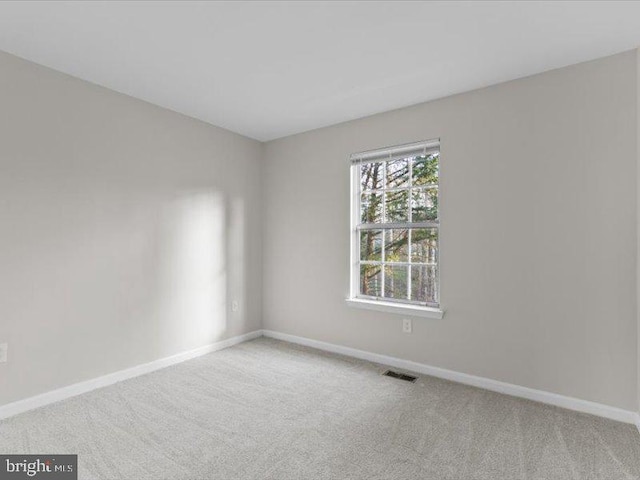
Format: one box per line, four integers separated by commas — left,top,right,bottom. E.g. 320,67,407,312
3,328,638,434
262,329,637,425
0,330,262,420
349,161,360,301
346,297,444,319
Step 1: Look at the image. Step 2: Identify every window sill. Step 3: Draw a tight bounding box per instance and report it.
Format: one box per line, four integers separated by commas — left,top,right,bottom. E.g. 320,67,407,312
345,298,444,319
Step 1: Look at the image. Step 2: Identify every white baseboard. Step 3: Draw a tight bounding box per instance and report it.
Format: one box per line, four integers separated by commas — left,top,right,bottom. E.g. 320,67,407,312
3,328,637,431
262,329,638,425
0,330,262,420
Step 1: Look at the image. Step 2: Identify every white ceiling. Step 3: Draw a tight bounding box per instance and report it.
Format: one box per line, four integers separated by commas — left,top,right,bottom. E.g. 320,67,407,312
1,1,640,141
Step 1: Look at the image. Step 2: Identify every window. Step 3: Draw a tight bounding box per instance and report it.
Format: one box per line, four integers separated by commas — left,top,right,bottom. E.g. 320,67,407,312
349,139,441,315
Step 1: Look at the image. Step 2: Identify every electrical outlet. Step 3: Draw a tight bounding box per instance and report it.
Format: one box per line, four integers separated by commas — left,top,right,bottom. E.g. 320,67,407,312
402,319,412,334
0,343,7,363
232,300,239,312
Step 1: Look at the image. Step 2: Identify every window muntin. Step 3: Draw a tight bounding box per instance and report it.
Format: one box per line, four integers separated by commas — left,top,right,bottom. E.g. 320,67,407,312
351,140,440,308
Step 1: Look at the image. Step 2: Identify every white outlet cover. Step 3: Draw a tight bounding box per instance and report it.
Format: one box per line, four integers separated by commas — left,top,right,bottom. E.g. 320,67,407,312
402,319,412,333
0,343,7,363
232,301,239,312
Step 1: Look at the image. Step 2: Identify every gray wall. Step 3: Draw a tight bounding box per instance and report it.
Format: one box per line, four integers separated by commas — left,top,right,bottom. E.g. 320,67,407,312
263,51,638,411
1,47,637,413
637,48,640,416
0,51,263,405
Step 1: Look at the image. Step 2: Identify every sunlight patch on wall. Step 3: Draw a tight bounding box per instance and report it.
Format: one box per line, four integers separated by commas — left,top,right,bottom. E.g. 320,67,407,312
157,191,228,349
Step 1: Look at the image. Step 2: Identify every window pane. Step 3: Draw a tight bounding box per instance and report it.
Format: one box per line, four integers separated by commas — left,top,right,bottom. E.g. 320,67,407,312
360,163,384,191
360,230,382,261
411,188,438,222
385,190,408,222
386,158,409,188
384,265,408,300
353,143,440,308
412,154,439,186
411,228,438,264
360,264,382,297
360,193,383,223
384,229,408,262
411,265,438,304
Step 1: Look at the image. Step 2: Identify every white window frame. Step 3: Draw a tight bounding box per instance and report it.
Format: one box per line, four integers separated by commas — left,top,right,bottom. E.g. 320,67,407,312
347,139,444,319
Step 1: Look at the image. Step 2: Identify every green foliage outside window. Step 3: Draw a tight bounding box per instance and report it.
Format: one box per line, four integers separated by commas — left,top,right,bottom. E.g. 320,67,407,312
359,153,439,305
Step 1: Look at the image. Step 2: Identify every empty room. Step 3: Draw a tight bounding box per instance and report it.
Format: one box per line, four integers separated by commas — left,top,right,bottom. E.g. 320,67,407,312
1,1,640,479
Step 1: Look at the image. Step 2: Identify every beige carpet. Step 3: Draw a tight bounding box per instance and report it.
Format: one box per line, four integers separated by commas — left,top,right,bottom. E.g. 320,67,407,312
1,337,639,479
